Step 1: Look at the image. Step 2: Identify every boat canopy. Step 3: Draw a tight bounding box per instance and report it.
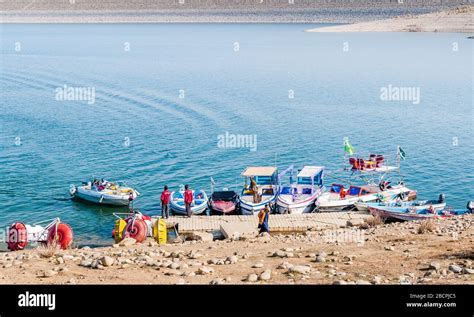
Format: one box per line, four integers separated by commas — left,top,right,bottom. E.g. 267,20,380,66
297,166,324,178
242,166,277,177
277,165,294,186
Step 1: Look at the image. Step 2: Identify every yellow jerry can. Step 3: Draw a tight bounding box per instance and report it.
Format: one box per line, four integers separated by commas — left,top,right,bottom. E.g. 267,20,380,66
114,219,127,243
153,218,167,244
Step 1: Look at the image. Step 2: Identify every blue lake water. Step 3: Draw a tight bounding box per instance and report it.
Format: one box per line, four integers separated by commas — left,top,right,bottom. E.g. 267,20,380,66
0,24,472,245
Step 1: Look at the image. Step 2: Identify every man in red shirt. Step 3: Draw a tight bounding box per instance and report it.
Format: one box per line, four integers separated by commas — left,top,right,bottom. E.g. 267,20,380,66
160,185,171,219
184,184,193,217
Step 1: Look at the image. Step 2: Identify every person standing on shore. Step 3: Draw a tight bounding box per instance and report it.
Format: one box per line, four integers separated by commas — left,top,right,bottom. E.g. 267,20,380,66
258,204,271,234
184,184,193,217
160,185,171,219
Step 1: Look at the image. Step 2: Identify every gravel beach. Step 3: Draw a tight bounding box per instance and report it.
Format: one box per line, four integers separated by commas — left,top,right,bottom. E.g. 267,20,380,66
307,5,474,33
1,215,472,285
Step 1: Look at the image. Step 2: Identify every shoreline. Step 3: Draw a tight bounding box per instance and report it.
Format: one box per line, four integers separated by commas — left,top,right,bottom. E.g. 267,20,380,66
0,3,468,24
1,215,472,285
307,5,474,33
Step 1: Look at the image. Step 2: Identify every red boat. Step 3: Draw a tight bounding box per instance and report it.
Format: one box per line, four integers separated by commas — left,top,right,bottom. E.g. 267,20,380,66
208,190,239,215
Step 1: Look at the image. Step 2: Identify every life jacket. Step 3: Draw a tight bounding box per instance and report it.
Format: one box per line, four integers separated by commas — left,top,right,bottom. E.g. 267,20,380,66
339,190,346,199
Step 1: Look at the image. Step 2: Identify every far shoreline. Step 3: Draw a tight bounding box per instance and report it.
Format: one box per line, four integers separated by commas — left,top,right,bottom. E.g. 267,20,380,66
0,3,470,26
307,6,474,33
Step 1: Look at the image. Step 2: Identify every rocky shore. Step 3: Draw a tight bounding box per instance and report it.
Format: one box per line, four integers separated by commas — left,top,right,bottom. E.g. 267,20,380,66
1,214,472,285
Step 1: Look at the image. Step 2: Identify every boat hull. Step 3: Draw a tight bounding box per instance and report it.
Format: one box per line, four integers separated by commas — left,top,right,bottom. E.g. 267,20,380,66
74,187,135,206
368,204,471,221
170,190,208,215
209,200,237,215
316,194,379,211
316,186,416,211
369,207,452,221
170,204,207,215
239,196,277,215
370,208,436,221
356,201,446,212
275,192,320,214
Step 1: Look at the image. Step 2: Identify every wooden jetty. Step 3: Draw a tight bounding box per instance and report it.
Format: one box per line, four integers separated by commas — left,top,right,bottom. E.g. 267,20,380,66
166,212,371,235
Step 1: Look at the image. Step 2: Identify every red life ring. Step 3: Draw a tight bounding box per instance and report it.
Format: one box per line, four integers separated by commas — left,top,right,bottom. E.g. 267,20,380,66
47,223,74,250
7,222,28,251
123,218,147,243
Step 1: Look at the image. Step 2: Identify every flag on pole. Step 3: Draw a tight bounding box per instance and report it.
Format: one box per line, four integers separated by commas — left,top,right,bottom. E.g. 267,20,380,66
398,146,406,160
343,137,355,155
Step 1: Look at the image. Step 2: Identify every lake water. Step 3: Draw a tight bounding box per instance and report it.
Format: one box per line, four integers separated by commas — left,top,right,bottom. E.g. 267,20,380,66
0,24,472,246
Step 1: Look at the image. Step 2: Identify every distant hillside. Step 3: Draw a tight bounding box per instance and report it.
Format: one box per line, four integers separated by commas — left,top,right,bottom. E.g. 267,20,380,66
1,0,472,23
2,0,472,11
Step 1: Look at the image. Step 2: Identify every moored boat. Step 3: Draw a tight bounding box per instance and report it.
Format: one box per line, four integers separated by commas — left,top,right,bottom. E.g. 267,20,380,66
70,179,139,206
348,154,398,173
316,182,416,211
276,165,325,214
355,194,446,212
239,166,279,215
368,201,473,221
170,186,208,215
208,190,239,215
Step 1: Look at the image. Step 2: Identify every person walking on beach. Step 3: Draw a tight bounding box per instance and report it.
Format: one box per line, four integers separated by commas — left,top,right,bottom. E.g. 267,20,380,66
184,184,193,217
160,185,171,219
258,204,271,234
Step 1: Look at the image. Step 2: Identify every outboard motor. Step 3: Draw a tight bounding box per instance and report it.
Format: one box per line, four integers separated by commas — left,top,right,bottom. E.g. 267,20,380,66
398,192,406,201
467,201,474,213
438,193,445,203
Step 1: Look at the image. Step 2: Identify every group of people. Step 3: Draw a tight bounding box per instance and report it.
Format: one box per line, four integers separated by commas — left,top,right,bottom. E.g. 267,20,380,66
160,184,272,233
92,179,108,191
160,184,194,219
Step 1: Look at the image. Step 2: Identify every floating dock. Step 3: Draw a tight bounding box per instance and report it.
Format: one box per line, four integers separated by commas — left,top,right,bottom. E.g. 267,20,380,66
166,212,371,234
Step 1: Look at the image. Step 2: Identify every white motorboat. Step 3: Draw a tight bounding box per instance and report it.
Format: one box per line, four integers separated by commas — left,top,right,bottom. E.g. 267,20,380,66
239,166,279,215
70,179,139,206
316,182,416,211
355,194,446,212
276,165,325,214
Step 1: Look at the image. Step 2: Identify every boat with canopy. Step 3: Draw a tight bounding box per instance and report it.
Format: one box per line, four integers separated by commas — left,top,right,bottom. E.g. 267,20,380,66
276,165,325,214
239,166,279,215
